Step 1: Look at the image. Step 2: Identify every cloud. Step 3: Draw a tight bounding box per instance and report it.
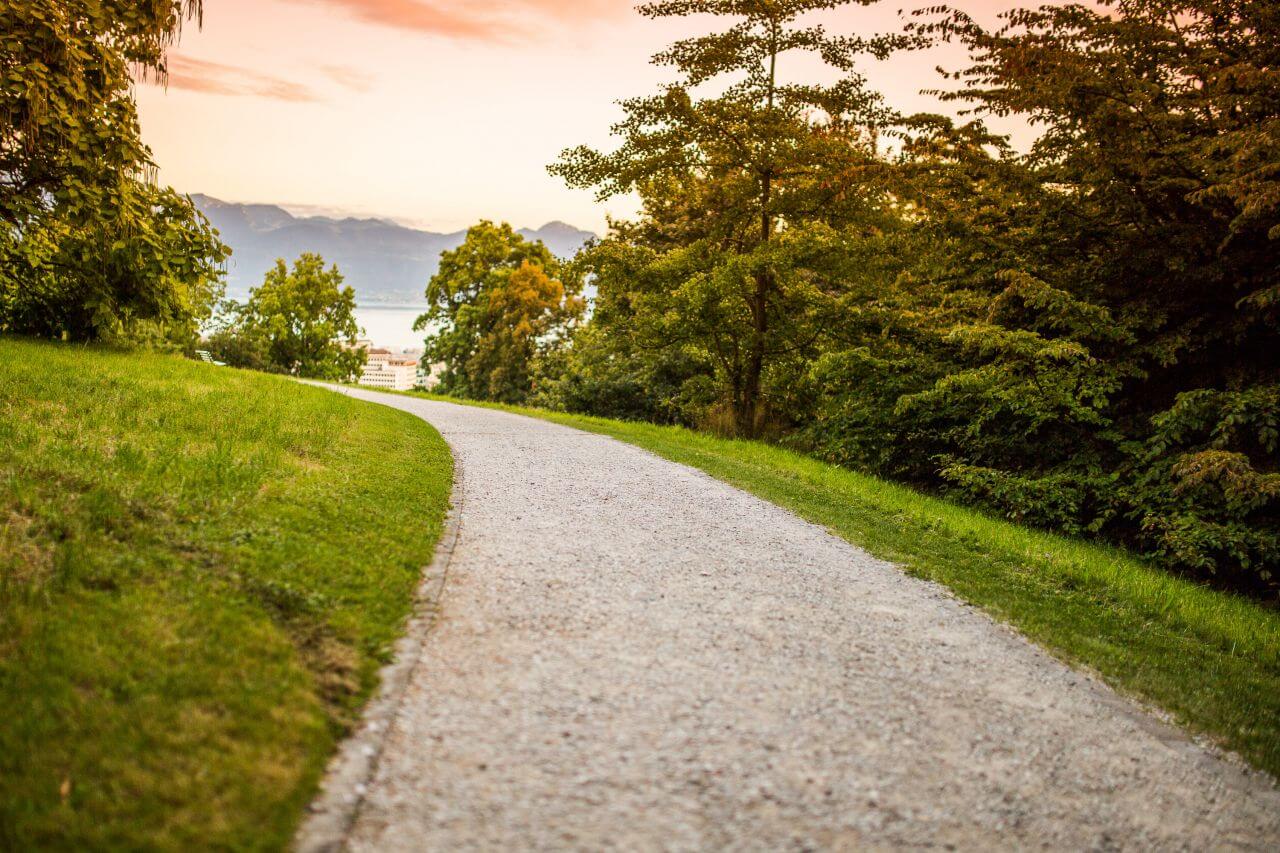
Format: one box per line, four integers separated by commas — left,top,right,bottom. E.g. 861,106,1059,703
154,55,321,102
320,64,377,92
284,0,626,42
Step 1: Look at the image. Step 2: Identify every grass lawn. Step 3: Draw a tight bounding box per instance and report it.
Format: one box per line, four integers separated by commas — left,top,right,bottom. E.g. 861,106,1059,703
0,339,452,850
395,389,1280,780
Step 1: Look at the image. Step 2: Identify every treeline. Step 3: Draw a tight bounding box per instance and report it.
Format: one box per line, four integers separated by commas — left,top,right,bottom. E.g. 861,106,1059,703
427,0,1279,593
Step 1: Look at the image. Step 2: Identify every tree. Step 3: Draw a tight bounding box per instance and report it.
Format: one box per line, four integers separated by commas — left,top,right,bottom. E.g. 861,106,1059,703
415,222,583,403
552,0,889,436
1,0,201,225
0,182,227,344
229,255,364,380
0,0,228,342
871,0,1280,587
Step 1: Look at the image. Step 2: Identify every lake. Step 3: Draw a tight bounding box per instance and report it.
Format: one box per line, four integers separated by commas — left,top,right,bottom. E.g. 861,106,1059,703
355,305,429,350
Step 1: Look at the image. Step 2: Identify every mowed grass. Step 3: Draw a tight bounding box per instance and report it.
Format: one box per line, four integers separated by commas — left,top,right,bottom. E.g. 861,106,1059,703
397,389,1280,779
0,339,452,850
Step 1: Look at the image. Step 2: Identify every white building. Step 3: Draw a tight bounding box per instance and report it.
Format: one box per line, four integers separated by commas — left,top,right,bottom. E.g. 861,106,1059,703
359,349,419,391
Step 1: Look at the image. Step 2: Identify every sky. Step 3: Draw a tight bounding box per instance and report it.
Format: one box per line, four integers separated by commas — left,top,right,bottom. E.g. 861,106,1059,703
136,0,1028,234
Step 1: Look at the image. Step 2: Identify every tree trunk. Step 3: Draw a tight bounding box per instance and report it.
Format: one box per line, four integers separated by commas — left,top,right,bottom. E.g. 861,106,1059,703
732,23,780,439
735,268,770,438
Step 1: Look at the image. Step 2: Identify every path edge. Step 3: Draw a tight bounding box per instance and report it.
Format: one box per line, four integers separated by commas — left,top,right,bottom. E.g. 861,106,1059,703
293,392,465,853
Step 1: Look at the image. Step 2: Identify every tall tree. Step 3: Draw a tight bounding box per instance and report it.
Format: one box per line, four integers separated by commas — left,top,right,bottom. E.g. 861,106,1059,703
415,222,583,404
1,0,201,225
552,0,888,436
0,0,227,342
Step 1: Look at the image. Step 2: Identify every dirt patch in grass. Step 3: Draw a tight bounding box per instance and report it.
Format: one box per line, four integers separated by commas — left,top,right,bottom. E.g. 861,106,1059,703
0,510,50,588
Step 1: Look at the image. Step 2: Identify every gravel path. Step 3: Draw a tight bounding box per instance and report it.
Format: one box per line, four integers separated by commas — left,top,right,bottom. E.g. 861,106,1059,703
302,388,1279,851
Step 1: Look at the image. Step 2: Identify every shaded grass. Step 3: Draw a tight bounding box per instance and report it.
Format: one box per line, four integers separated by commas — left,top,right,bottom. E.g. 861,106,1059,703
0,340,452,850
396,389,1280,779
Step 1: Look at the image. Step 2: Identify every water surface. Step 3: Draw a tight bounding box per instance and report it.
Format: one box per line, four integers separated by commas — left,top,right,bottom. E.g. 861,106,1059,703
356,305,428,350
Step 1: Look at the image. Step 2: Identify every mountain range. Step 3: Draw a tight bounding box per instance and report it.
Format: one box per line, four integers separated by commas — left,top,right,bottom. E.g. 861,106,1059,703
192,194,596,304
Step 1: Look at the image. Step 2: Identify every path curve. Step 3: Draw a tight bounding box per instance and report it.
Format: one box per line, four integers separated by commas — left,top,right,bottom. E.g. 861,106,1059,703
304,388,1278,850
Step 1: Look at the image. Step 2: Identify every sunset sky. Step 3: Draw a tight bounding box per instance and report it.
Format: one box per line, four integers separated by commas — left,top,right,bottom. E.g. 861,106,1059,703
136,0,1027,234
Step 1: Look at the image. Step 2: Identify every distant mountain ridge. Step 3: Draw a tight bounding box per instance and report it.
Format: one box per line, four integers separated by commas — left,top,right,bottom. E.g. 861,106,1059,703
192,194,596,304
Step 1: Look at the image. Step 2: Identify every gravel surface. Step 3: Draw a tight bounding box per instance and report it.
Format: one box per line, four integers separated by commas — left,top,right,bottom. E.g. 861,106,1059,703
303,388,1279,851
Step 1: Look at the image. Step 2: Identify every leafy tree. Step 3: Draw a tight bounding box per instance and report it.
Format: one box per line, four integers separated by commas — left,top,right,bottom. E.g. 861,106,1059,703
870,0,1280,587
226,255,364,380
415,222,583,403
552,0,890,436
1,182,227,344
1,0,200,224
0,0,228,342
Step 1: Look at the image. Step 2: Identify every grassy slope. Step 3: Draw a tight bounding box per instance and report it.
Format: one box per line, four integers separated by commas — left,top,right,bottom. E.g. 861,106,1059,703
398,390,1280,779
0,340,452,850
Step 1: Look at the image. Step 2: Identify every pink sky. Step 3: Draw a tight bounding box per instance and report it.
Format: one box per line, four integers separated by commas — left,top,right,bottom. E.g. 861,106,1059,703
136,0,1027,233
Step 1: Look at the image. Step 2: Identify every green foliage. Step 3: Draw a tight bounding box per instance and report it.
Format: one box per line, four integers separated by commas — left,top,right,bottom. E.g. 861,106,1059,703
211,255,365,380
0,183,228,345
0,339,452,848
533,323,718,425
552,0,890,436
871,0,1280,589
1137,388,1280,583
0,1,228,344
416,221,582,403
0,0,199,224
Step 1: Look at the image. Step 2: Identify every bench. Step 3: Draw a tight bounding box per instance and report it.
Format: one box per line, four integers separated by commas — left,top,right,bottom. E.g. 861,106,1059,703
195,350,227,366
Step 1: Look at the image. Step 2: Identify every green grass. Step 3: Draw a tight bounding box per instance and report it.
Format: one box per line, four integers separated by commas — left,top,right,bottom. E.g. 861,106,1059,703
396,389,1280,779
0,339,452,850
